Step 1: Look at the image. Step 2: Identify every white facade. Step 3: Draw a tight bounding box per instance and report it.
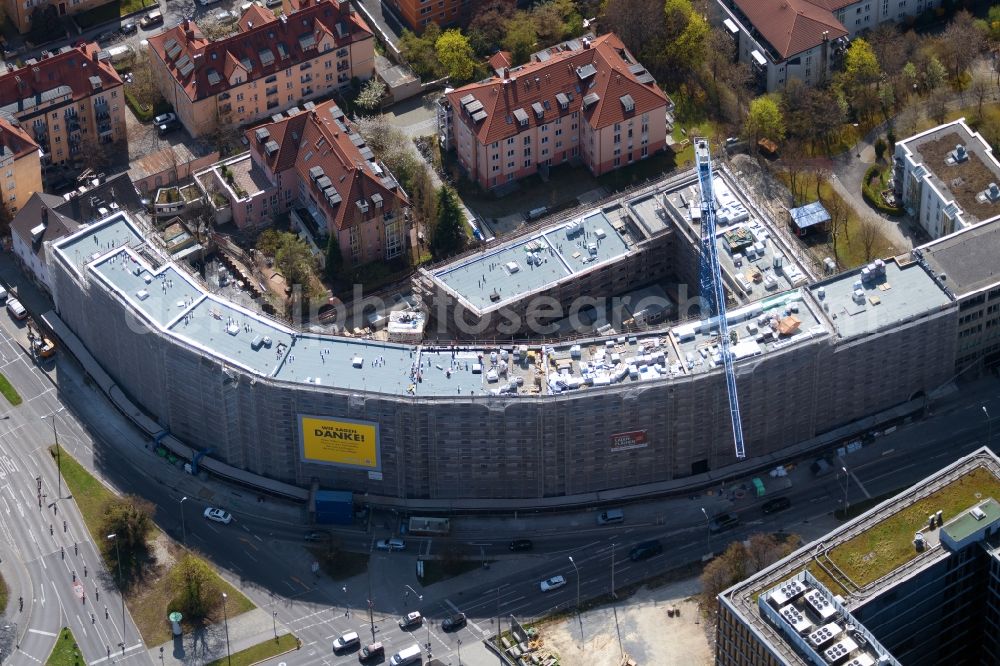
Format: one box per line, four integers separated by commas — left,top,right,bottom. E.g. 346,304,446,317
833,0,939,33
895,118,1000,240
11,232,52,293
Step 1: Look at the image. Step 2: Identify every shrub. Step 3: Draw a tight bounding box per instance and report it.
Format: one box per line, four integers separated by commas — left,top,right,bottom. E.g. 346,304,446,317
862,165,904,217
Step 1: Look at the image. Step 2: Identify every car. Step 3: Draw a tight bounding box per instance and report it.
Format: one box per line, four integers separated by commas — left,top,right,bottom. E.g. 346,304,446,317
509,539,533,552
708,512,740,533
332,631,360,653
158,119,181,135
441,613,466,631
97,30,116,43
398,611,422,629
120,20,137,34
6,298,27,320
203,507,232,524
304,531,327,541
139,10,163,28
375,538,405,551
358,642,384,662
628,539,663,562
153,112,177,126
540,575,566,592
198,0,221,5
762,496,792,514
0,284,8,302
265,0,282,6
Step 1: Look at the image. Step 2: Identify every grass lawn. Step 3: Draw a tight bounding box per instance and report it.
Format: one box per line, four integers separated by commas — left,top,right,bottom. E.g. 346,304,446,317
308,547,369,582
419,559,484,586
0,372,22,405
823,467,1000,588
776,170,896,269
46,627,82,666
667,119,722,168
204,633,299,666
0,570,7,614
50,446,256,645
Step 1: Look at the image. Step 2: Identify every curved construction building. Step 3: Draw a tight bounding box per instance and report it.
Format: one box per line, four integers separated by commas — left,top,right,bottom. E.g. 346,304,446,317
47,166,963,507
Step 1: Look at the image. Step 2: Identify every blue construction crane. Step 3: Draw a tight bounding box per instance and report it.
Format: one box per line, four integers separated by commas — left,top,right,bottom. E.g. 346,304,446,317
694,139,747,460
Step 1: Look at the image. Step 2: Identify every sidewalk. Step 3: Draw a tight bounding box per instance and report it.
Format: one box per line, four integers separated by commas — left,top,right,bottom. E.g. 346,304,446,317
147,608,294,666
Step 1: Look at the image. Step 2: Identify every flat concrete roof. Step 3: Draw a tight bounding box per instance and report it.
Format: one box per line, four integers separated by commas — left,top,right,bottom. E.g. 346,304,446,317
810,258,952,339
942,497,1000,543
432,210,630,312
56,211,143,276
93,251,204,328
920,216,1000,297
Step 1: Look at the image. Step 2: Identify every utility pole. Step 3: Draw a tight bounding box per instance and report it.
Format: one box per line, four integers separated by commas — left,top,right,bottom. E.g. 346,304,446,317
366,567,376,643
179,497,188,545
610,543,616,599
43,408,66,500
107,534,126,648
984,406,992,449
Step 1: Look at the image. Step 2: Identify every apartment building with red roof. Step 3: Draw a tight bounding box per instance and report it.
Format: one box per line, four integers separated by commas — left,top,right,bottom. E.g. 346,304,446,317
716,0,941,92
195,100,410,267
0,42,125,173
148,0,375,138
439,33,670,191
0,116,41,215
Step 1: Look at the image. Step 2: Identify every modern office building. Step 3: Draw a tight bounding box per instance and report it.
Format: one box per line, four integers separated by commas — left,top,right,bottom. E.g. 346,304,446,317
147,0,375,138
716,447,1000,665
194,99,410,266
894,118,1000,239
0,115,41,215
0,42,126,169
716,0,940,92
44,153,961,506
438,33,670,190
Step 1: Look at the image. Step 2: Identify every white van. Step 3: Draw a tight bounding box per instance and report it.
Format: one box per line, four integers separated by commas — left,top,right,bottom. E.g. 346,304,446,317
6,297,26,320
106,44,133,64
389,643,422,666
596,509,624,525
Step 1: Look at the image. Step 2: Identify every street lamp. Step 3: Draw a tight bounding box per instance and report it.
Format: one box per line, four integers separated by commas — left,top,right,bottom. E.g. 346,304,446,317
983,406,992,449
700,507,712,555
568,555,582,641
222,592,231,665
841,466,850,514
457,638,463,665
272,610,277,641
853,123,861,157
42,407,66,500
610,543,616,599
107,534,126,646
179,497,188,545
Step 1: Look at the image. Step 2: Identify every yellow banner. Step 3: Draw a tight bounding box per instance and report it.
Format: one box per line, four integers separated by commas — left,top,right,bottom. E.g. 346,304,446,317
300,416,379,469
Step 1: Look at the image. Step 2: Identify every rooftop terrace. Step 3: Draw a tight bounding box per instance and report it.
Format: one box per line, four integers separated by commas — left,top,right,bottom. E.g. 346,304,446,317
810,257,952,339
432,210,632,312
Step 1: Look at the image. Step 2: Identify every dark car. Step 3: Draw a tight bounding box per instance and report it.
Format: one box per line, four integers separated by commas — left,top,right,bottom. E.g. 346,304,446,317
509,539,533,552
358,642,384,662
628,539,663,562
121,20,138,34
441,613,466,631
762,497,792,514
709,512,741,533
304,531,326,541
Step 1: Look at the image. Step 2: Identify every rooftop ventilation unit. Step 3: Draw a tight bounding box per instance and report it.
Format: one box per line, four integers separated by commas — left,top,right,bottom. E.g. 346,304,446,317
971,506,987,521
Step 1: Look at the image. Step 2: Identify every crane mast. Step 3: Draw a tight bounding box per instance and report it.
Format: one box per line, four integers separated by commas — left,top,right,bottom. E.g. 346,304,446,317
694,139,747,459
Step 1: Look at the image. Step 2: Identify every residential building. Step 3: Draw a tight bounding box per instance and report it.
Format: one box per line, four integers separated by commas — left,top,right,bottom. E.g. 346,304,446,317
0,43,126,170
717,447,1000,665
2,0,116,35
194,100,410,267
716,0,941,92
378,0,476,33
895,118,1000,239
147,0,375,138
439,33,670,191
0,115,42,216
10,172,143,293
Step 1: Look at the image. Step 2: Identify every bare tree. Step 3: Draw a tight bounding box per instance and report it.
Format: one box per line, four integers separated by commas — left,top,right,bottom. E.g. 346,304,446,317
927,88,950,125
970,73,992,121
859,214,887,263
127,48,162,114
824,192,850,266
936,11,985,82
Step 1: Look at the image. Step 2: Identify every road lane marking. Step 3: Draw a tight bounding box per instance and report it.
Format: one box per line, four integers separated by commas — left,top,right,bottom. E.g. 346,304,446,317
28,629,57,637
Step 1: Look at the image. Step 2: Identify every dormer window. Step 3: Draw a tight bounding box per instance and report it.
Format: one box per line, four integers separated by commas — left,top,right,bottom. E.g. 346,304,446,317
620,94,635,113
513,108,529,127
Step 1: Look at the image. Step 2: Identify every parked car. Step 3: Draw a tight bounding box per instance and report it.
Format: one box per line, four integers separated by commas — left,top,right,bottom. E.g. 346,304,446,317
540,575,566,592
158,119,181,135
6,298,27,320
509,539,534,552
398,611,422,629
762,496,792,514
628,539,663,562
139,10,163,28
441,613,466,631
708,512,740,533
358,642,384,662
97,30,116,43
153,112,177,126
0,284,8,302
198,0,221,6
304,531,326,541
332,631,360,653
265,0,282,6
203,507,232,524
375,538,405,551
120,20,138,34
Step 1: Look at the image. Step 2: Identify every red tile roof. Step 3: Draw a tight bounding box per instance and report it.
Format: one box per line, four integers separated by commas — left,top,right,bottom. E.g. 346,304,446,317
733,0,847,60
248,100,408,232
487,50,512,74
0,43,123,118
0,115,38,160
237,4,277,32
148,0,372,102
446,33,669,147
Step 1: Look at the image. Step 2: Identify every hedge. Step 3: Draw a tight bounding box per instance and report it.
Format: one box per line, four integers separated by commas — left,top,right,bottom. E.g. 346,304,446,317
125,89,155,122
862,165,905,217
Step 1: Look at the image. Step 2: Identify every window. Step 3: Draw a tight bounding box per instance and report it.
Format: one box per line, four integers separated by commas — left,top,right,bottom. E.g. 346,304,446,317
541,136,548,144
523,147,531,157
507,149,514,157
614,133,620,144
506,161,514,169
523,136,530,145
237,93,244,101
507,137,515,145
523,159,531,168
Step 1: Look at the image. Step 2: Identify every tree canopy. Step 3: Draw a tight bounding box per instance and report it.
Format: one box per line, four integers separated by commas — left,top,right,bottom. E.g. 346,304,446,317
436,29,477,80
744,95,785,145
431,187,466,259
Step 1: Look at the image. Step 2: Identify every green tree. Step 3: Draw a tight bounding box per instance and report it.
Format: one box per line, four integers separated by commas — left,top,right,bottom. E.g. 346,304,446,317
436,29,477,81
274,232,316,297
355,78,386,111
431,186,466,259
169,553,223,621
503,13,538,65
923,55,946,92
988,5,1000,44
325,234,343,281
99,495,156,579
842,38,881,91
468,0,515,56
744,95,785,146
661,0,708,78
399,23,444,79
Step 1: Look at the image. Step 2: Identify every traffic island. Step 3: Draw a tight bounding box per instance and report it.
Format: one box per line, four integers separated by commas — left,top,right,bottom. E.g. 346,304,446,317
44,627,82,666
203,633,299,666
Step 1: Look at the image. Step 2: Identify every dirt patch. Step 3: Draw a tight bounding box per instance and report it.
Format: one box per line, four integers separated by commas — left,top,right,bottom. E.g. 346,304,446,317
538,577,711,666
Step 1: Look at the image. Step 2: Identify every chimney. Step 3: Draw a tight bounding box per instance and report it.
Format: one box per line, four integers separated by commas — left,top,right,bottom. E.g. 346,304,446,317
41,207,48,226
92,49,99,64
32,66,40,83
501,67,507,80
582,37,590,49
